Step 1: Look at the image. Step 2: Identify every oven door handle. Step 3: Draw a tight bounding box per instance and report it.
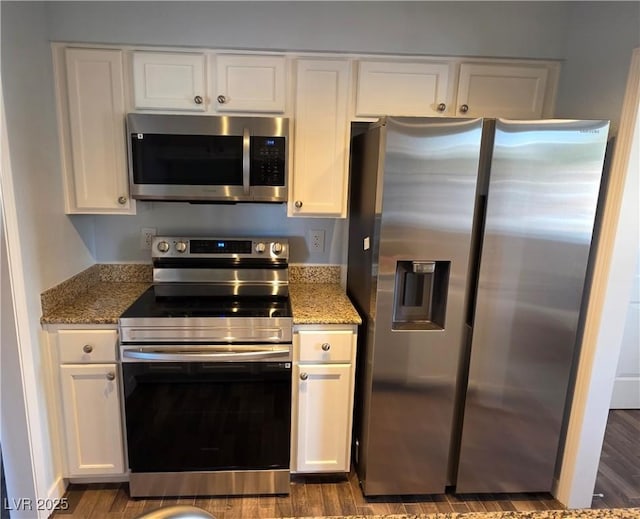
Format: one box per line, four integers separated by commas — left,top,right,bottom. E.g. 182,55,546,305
122,348,291,362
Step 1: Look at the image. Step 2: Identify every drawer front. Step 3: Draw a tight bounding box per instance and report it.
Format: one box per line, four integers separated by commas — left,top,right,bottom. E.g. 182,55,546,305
57,329,118,363
297,330,353,363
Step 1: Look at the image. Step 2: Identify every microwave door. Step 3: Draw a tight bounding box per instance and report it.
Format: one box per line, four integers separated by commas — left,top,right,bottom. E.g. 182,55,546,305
129,133,245,201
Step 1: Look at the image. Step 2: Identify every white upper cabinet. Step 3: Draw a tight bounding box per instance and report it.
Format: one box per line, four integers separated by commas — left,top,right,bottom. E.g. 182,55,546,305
57,47,133,214
132,51,207,111
291,59,351,217
215,54,286,113
356,60,454,117
455,62,550,118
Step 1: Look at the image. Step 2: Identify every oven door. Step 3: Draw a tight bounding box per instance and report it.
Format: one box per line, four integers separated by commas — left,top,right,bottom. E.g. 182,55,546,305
121,346,291,480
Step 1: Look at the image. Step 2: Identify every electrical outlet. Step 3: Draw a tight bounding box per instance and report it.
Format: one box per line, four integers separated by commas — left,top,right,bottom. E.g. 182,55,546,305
308,229,325,253
140,227,156,250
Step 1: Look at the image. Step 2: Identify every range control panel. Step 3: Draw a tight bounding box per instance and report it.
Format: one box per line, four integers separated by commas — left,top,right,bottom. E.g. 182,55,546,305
152,237,289,259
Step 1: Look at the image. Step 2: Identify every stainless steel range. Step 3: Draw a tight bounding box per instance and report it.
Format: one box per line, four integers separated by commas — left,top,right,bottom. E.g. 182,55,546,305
119,236,293,497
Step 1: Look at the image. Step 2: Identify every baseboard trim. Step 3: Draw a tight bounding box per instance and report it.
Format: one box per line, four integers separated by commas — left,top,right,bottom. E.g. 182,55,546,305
610,377,640,408
47,475,67,500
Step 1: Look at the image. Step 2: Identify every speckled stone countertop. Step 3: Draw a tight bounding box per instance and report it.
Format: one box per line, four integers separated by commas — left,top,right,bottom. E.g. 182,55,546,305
276,510,639,519
290,283,361,325
40,264,152,325
41,264,361,326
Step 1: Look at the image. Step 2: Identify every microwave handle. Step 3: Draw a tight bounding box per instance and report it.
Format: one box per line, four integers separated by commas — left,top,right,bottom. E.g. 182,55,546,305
242,127,250,195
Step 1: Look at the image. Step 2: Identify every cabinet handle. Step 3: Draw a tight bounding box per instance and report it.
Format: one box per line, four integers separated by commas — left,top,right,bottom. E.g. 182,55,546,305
460,104,469,113
82,344,93,353
437,103,447,112
294,200,303,209
106,372,116,381
300,372,308,381
321,343,331,351
217,95,226,104
194,95,203,105
117,196,127,205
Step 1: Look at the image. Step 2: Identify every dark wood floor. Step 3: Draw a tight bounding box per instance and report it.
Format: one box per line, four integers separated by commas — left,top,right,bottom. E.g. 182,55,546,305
591,409,640,509
51,410,639,519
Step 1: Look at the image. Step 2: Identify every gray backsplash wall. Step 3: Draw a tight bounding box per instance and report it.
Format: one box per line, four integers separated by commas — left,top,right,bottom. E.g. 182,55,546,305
91,201,347,264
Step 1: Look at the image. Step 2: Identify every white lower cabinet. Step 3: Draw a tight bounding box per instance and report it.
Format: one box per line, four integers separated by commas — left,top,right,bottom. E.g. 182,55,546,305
291,327,357,473
55,329,125,477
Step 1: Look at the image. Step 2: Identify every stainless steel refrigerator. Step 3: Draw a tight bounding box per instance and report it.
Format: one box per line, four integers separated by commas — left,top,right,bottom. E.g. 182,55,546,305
346,116,609,495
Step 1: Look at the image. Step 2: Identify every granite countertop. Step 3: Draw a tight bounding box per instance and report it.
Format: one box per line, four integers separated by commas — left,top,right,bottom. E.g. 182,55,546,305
40,264,361,326
40,281,150,325
290,283,362,325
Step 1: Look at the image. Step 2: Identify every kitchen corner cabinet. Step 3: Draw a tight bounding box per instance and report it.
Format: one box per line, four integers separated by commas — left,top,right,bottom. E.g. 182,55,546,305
215,54,286,113
55,329,125,477
455,62,551,118
291,326,358,473
356,60,454,117
54,47,134,214
132,51,207,111
290,59,352,217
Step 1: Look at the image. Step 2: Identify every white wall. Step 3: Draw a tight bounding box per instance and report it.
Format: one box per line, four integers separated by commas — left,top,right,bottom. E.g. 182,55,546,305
45,1,571,58
1,1,95,511
610,252,640,408
555,2,640,134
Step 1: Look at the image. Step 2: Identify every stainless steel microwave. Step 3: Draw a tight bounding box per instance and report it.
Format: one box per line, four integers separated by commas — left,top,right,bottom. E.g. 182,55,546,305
126,113,288,203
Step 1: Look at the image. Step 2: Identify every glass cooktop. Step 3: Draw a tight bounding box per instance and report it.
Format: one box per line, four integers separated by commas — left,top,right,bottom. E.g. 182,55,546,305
121,286,292,319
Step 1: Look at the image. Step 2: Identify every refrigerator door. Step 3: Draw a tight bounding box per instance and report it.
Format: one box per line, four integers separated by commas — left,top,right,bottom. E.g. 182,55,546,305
456,119,610,493
355,117,483,495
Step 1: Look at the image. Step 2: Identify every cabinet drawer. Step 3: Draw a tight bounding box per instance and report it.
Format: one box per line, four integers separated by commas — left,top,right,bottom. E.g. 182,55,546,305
297,331,354,363
57,330,118,363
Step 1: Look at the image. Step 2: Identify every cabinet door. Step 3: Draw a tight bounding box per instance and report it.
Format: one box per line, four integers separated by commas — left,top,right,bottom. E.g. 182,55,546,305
215,54,286,113
291,59,351,217
356,60,452,117
455,63,549,118
63,48,132,213
59,364,124,476
293,363,353,473
132,51,206,111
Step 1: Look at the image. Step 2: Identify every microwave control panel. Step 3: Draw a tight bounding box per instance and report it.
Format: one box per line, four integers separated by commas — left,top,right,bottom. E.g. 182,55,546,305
251,136,286,186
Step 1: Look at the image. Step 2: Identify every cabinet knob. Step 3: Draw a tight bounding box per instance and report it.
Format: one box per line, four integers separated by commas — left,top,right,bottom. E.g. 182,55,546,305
117,196,127,205
82,344,93,353
217,95,227,104
460,104,469,113
437,103,447,112
300,372,309,381
106,372,116,381
321,343,331,351
294,200,303,209
194,95,203,105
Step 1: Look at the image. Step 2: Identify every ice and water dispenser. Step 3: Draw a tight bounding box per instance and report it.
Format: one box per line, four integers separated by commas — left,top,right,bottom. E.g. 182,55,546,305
392,260,450,330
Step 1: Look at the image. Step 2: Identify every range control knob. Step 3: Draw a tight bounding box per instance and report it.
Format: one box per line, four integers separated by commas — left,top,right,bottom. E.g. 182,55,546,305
272,242,284,255
157,241,170,253
175,241,187,253
255,242,266,253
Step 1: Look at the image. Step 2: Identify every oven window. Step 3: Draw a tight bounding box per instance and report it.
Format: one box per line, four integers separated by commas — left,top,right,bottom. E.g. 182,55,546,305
122,361,291,473
131,134,243,185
